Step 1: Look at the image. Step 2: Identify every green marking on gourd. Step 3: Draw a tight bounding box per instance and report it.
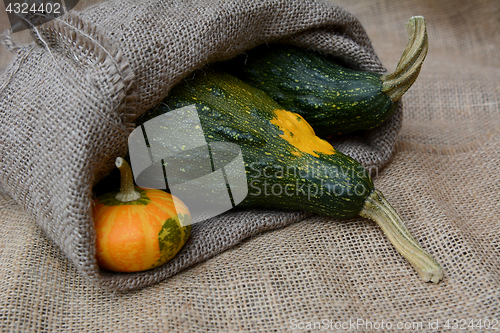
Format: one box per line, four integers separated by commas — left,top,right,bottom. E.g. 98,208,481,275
157,213,191,265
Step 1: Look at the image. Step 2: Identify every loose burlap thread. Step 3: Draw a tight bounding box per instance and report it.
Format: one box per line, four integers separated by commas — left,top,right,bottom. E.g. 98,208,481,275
0,0,401,290
1,0,499,330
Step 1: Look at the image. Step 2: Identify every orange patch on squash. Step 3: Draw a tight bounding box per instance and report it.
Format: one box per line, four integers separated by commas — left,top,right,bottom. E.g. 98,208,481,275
270,109,336,157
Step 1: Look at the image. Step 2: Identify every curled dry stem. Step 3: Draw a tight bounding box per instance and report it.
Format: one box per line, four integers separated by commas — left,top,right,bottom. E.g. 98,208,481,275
359,189,443,283
381,16,428,102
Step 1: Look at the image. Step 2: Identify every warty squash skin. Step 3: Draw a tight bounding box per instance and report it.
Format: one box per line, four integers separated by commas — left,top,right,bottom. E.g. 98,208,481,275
137,66,443,283
138,70,373,219
224,16,428,138
226,43,399,137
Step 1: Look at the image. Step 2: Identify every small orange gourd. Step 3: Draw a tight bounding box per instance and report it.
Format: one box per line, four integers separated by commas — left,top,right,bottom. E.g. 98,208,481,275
93,157,192,272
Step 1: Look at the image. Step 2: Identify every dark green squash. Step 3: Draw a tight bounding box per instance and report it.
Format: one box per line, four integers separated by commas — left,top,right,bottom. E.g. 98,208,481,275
224,16,427,137
136,68,442,283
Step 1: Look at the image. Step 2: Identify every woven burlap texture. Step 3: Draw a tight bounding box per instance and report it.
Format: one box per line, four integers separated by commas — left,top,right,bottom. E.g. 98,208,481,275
1,0,499,331
0,0,402,290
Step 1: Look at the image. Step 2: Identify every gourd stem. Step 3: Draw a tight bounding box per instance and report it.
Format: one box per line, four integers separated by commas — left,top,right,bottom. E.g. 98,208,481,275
381,16,428,102
359,189,443,283
115,157,142,202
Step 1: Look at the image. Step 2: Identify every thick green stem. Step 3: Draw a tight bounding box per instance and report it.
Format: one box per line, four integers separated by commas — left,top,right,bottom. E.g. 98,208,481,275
359,189,443,283
381,16,428,102
115,157,141,202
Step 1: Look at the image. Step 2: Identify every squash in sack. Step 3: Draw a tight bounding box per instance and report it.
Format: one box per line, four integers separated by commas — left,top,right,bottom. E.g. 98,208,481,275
225,16,427,137
93,157,191,272
136,69,443,283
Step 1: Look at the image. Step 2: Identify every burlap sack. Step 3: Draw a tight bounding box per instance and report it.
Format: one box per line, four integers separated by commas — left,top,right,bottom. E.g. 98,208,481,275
0,0,402,290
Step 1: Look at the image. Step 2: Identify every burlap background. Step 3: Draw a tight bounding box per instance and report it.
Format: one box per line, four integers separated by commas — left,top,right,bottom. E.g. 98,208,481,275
1,0,499,331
